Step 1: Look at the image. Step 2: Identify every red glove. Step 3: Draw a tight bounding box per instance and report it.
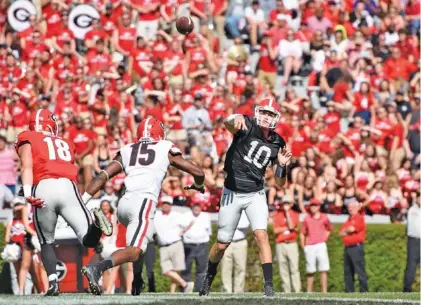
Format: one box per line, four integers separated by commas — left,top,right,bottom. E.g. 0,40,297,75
26,196,45,208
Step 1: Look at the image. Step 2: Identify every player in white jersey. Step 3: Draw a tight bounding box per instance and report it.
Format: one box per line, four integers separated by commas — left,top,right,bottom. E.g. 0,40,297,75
80,118,205,295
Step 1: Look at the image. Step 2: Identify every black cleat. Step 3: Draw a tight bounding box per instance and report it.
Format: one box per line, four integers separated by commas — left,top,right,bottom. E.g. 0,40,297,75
264,281,275,297
199,273,215,296
81,264,102,295
44,280,60,296
131,272,146,295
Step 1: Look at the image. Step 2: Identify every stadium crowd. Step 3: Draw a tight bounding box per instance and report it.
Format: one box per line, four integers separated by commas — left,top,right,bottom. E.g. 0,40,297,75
0,0,420,295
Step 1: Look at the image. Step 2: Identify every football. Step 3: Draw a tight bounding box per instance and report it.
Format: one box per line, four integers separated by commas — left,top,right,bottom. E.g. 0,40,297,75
176,16,194,35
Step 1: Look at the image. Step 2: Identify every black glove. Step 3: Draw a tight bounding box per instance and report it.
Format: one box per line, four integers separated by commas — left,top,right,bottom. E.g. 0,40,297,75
184,183,205,194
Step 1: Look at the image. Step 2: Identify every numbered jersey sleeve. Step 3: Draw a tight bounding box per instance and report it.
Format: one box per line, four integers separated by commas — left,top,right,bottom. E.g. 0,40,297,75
119,140,177,202
17,131,77,185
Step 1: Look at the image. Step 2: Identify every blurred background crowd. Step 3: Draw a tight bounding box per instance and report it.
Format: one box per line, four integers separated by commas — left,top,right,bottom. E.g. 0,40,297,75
0,0,420,296
0,0,419,220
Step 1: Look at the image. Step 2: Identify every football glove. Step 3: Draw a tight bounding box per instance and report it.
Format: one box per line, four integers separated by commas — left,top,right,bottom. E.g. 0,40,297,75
26,196,45,208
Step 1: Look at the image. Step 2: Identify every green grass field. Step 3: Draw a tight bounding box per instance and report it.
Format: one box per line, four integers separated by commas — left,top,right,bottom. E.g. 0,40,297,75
0,293,419,305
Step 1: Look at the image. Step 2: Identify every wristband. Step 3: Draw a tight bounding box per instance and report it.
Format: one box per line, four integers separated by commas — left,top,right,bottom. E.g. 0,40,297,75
194,182,204,188
23,185,32,198
275,164,287,178
82,192,92,203
100,170,110,181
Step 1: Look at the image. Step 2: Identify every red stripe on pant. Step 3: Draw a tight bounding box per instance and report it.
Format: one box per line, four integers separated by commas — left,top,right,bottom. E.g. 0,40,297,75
137,199,153,248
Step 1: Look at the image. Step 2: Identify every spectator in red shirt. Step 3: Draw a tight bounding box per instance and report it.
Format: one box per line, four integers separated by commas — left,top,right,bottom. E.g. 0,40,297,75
384,46,417,88
68,116,95,191
300,198,333,293
22,30,49,62
7,92,29,143
112,13,137,57
352,81,376,124
51,11,76,55
339,200,368,293
85,19,109,56
371,106,395,156
273,195,301,293
130,0,161,41
257,33,277,90
86,39,115,76
405,0,421,35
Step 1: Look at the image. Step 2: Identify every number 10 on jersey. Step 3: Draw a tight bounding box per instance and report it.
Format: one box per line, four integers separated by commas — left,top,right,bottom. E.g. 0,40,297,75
244,140,271,169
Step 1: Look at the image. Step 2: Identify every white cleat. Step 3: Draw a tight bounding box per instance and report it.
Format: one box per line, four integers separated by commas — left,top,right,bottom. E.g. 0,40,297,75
92,208,113,236
183,281,194,293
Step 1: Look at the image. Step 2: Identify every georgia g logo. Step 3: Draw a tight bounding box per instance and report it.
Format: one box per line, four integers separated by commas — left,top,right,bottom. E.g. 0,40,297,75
56,260,67,281
7,0,36,32
68,4,100,39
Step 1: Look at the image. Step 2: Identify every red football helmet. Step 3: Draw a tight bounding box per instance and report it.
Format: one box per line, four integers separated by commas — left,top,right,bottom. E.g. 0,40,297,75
137,118,165,141
29,109,58,136
255,98,280,129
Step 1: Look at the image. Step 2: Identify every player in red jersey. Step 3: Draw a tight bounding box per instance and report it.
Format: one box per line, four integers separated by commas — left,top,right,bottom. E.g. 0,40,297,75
15,109,113,296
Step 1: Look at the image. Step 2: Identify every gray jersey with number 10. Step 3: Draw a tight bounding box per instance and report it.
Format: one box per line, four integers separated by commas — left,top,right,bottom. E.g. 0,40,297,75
223,115,286,193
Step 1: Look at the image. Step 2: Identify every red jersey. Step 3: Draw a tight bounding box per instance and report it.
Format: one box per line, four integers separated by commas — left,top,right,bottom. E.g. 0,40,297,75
340,213,366,246
16,131,77,184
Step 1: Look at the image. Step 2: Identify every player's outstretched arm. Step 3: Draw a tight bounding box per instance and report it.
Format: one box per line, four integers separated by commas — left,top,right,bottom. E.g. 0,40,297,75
224,114,248,134
274,146,292,187
168,153,205,193
82,153,124,203
18,144,44,208
18,144,34,196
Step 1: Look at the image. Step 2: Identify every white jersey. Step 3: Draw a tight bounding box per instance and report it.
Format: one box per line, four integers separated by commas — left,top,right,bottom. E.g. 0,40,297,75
119,139,181,202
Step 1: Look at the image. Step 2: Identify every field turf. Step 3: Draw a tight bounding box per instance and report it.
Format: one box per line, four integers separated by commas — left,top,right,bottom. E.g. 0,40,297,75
0,292,419,305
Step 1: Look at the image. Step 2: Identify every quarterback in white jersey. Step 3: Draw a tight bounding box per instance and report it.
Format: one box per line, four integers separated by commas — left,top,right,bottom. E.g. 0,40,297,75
80,118,205,295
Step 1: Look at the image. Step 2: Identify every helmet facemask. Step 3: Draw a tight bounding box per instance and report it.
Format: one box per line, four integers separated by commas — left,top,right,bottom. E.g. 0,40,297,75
255,107,280,129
